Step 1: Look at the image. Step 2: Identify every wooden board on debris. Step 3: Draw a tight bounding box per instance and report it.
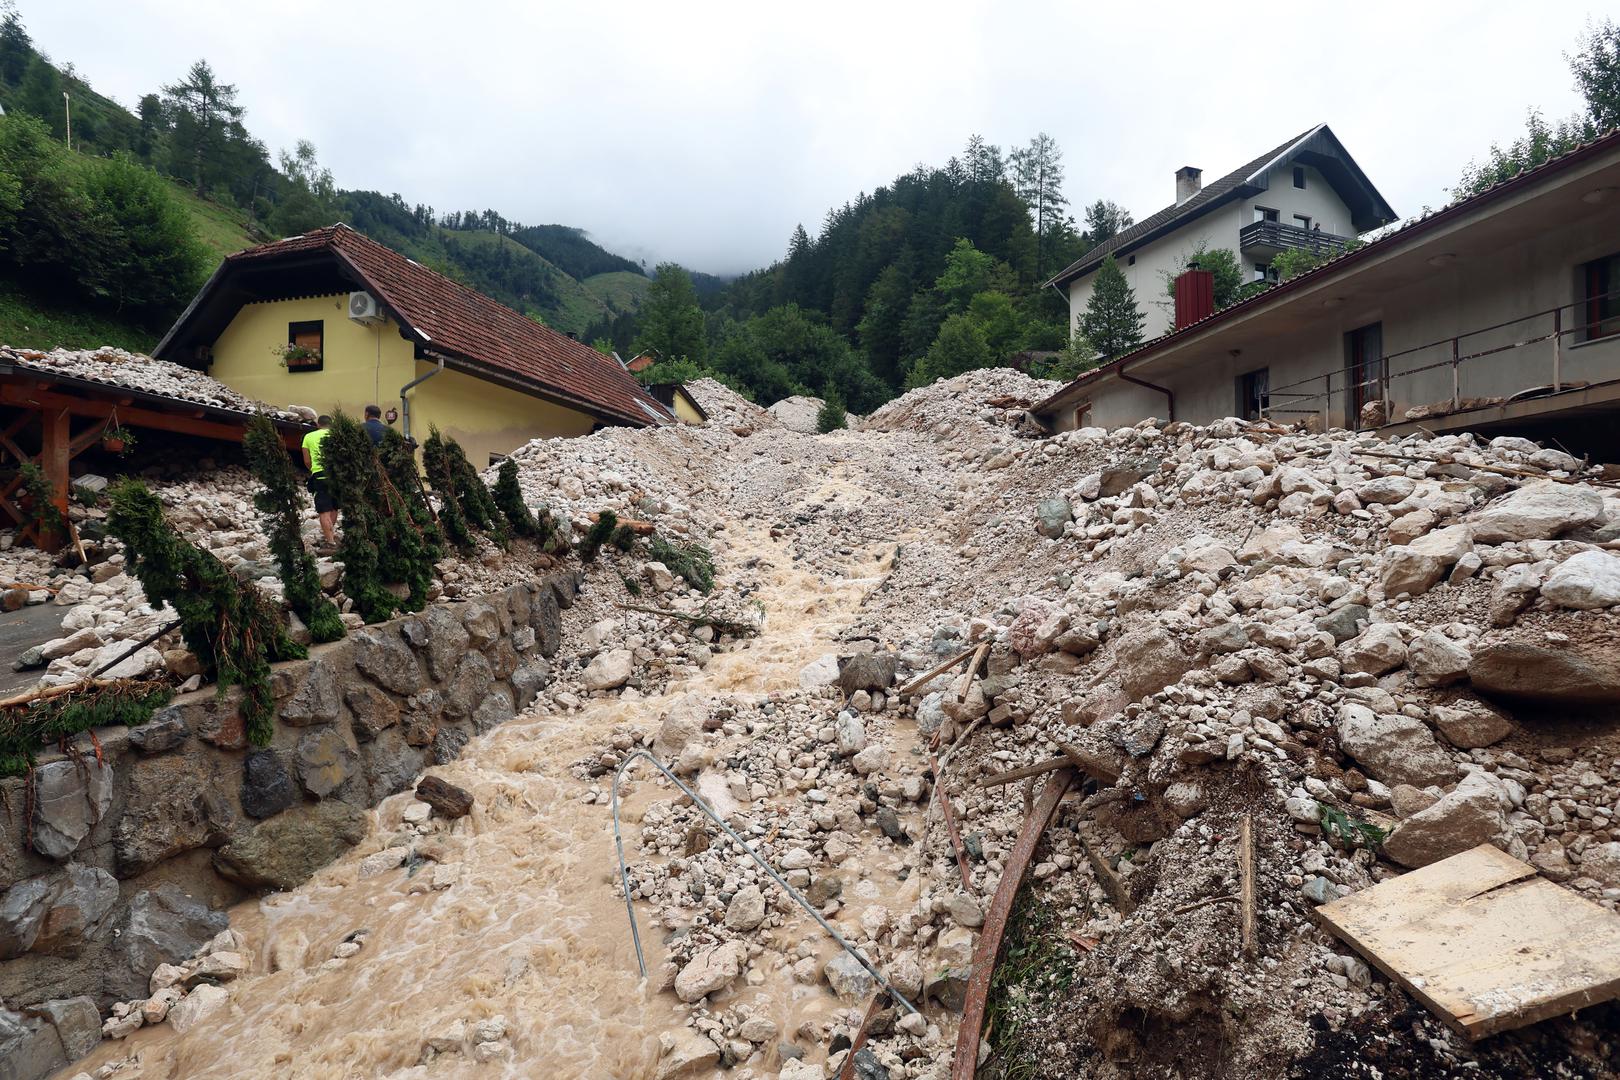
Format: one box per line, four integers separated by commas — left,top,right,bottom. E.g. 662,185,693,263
1314,844,1620,1040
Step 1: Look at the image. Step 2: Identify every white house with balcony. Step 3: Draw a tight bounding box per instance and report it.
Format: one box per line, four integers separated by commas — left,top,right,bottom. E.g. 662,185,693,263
1050,124,1398,342
1034,129,1620,456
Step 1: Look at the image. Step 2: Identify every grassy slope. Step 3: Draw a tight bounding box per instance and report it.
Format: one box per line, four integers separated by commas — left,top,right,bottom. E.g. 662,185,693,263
581,270,651,316
431,229,619,336
165,180,262,261
0,288,157,352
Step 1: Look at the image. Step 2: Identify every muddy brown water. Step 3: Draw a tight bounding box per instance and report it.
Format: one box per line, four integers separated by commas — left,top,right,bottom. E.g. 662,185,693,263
62,527,902,1080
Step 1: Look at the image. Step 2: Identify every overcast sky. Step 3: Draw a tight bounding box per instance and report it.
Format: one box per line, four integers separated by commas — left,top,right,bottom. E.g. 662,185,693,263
23,1,1602,275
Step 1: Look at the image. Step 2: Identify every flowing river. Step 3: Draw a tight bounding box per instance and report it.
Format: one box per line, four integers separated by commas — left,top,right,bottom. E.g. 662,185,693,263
62,523,896,1080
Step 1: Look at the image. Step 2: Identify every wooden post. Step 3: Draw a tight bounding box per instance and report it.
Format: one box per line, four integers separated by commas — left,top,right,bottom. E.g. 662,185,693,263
1553,307,1563,393
39,407,69,552
1458,335,1470,411
1239,815,1256,959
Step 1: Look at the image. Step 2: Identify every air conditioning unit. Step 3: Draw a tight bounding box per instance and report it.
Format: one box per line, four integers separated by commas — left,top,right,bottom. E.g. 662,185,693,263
347,291,384,325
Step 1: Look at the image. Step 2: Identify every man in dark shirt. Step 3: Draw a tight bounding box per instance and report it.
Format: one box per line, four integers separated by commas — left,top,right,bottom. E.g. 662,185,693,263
362,404,389,445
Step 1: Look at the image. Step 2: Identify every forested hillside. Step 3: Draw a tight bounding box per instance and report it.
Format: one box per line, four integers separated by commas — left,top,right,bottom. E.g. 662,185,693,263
622,136,1137,412
0,7,662,348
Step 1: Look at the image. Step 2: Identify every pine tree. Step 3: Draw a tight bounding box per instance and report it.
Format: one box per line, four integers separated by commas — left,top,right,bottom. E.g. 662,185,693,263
633,263,706,364
1083,200,1134,245
1080,254,1146,359
161,59,244,195
0,5,33,88
816,386,847,433
1009,133,1069,279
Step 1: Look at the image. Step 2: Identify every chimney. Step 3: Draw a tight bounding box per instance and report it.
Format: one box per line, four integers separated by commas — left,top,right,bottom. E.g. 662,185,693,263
1173,265,1215,330
1175,165,1202,205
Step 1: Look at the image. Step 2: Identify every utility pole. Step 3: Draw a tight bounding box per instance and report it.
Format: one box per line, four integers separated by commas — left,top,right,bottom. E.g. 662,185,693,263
62,91,70,150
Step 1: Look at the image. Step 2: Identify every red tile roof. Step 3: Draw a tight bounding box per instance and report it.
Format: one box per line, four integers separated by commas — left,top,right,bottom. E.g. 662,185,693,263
225,225,672,427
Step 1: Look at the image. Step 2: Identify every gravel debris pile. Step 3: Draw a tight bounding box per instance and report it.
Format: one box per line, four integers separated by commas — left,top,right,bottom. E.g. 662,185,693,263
14,365,1620,1079
3,346,307,422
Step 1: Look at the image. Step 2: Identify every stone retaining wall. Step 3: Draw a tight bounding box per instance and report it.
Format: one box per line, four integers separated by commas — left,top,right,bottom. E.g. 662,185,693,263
0,572,578,1076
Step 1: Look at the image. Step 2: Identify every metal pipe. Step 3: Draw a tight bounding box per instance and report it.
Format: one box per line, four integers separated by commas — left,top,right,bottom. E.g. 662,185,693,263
1119,368,1175,421
399,355,444,443
610,748,920,1015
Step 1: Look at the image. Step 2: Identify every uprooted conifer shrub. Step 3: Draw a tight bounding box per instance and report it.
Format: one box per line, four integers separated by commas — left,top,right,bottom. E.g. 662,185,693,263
492,456,540,538
576,509,618,562
243,416,345,643
649,534,716,593
378,427,446,557
106,479,304,747
322,413,441,622
1,680,174,777
422,426,507,548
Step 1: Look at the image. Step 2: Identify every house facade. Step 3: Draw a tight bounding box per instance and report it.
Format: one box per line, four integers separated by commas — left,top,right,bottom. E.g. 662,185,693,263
155,225,676,466
1051,125,1397,342
1034,131,1620,451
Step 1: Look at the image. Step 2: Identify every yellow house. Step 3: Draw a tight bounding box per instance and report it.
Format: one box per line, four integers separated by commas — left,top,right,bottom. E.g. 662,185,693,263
154,224,677,465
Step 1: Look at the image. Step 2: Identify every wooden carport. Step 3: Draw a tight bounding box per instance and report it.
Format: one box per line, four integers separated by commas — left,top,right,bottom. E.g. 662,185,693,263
0,359,309,551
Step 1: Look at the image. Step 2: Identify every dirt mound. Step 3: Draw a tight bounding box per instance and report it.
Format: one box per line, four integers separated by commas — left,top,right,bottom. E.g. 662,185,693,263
684,377,781,431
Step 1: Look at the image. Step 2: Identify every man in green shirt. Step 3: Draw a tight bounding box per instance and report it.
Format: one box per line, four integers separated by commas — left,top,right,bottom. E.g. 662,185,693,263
301,414,338,549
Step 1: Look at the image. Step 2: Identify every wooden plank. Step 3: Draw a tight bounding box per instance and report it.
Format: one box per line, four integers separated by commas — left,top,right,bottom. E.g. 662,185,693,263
1315,844,1620,1040
951,767,1076,1080
38,407,68,552
895,645,977,697
955,642,990,702
930,749,973,891
836,995,886,1080
0,383,286,447
1239,815,1256,958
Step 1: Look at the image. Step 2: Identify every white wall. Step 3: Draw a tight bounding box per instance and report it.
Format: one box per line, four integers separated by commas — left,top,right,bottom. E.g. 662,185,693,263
1066,157,1362,345
1072,207,1620,430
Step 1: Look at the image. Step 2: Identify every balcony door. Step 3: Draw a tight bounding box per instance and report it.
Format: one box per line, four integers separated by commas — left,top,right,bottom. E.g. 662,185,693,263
1344,322,1383,428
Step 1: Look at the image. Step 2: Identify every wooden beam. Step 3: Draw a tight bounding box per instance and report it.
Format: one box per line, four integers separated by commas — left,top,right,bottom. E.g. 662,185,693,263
0,382,294,447
38,407,68,552
951,767,1077,1080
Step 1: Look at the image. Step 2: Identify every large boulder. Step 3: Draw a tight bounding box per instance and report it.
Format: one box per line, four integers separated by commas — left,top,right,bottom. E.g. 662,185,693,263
1336,703,1456,788
724,885,766,932
31,864,118,956
212,800,369,892
582,649,634,691
1468,642,1620,707
353,627,424,695
106,884,229,1002
30,759,114,861
294,727,359,799
838,653,896,697
1114,626,1192,700
1378,525,1472,598
1430,701,1512,749
1407,629,1471,686
0,1008,66,1080
1468,481,1604,543
1338,624,1407,676
422,604,472,682
1382,771,1510,868
674,940,746,1002
25,996,101,1059
1034,498,1072,539
0,877,57,960
654,1026,720,1080
1581,842,1620,887
1541,550,1620,610
240,750,296,819
276,658,343,726
115,754,235,876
